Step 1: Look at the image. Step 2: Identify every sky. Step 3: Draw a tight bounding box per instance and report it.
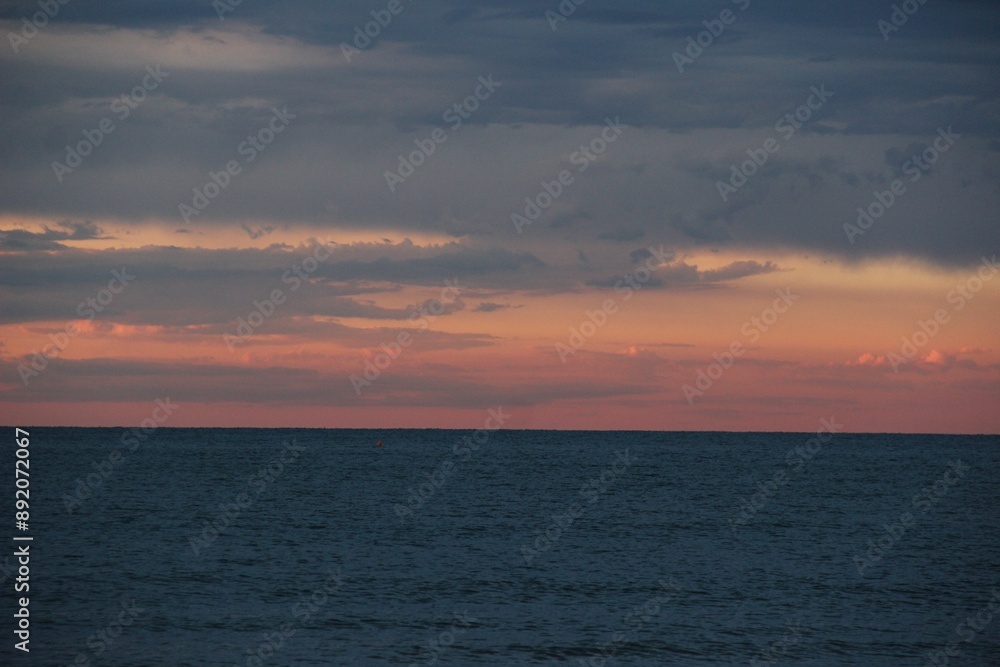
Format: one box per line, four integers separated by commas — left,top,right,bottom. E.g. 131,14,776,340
0,0,998,433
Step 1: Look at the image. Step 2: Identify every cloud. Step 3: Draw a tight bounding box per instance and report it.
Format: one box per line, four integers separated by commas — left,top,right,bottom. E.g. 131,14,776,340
598,228,645,242
473,301,521,312
844,349,994,374
0,2,997,266
0,354,657,409
0,220,110,251
0,0,997,434
585,258,780,289
240,223,275,239
700,260,781,282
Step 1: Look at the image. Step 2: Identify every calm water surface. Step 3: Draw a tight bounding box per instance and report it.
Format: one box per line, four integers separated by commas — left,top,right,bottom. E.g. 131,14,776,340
3,427,998,665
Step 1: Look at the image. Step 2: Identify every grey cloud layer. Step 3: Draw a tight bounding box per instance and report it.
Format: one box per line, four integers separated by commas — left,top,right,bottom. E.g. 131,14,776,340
1,0,998,265
0,240,776,328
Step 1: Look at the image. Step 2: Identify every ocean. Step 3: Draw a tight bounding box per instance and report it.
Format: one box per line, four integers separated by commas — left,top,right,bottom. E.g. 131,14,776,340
3,427,998,665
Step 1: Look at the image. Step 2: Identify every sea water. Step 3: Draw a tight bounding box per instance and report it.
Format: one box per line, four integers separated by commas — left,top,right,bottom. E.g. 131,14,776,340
3,427,998,665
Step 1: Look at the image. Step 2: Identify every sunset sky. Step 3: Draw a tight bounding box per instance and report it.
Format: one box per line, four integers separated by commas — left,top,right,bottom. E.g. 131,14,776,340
1,0,998,432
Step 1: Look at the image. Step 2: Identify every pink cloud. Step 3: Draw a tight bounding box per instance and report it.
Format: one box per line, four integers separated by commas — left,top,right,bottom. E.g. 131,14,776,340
847,353,889,367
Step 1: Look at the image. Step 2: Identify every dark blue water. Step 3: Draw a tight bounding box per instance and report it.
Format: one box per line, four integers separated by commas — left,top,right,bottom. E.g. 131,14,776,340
3,427,998,665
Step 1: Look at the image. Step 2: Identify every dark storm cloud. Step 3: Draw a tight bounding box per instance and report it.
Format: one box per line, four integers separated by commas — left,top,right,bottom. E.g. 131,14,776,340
1,0,998,265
